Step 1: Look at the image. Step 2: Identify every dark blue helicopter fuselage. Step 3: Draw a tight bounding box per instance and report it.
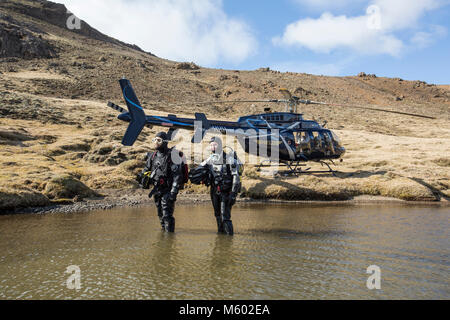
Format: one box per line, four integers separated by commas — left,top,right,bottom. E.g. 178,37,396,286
112,78,346,162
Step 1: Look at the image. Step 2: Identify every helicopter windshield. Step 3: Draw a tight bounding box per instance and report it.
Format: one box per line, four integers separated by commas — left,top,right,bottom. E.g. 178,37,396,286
322,131,335,155
294,130,343,157
331,131,342,147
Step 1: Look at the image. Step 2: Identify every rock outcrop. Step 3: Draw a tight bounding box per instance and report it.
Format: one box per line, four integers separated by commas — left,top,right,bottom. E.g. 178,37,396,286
0,14,57,59
0,0,153,56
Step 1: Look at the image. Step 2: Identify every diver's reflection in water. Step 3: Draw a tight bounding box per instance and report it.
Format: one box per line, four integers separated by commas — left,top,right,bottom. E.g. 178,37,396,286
145,231,213,299
151,232,178,265
150,231,180,290
211,235,235,269
205,235,246,298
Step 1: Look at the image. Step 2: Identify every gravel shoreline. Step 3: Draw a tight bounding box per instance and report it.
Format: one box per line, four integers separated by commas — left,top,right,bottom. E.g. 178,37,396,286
3,189,447,216
5,189,211,215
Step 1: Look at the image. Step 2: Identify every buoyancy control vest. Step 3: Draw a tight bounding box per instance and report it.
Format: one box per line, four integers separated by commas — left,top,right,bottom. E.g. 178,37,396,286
209,152,234,193
145,148,188,189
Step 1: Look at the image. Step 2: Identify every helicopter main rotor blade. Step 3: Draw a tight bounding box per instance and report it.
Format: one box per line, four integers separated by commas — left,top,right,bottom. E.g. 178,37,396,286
184,98,326,106
176,99,283,105
317,102,436,119
166,97,435,119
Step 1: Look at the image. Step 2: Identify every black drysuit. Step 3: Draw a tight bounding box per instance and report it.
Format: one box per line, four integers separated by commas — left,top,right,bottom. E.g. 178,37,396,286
142,146,184,232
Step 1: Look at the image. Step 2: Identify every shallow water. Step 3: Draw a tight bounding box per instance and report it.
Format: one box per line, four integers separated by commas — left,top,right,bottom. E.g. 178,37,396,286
0,203,448,299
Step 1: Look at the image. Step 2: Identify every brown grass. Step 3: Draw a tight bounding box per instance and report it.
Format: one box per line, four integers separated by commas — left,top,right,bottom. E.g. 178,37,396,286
0,0,448,210
240,174,436,201
0,187,50,210
43,175,100,200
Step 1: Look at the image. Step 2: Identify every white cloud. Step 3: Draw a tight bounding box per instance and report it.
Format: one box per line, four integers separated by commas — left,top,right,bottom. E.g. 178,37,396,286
56,0,257,66
411,25,447,48
275,0,445,56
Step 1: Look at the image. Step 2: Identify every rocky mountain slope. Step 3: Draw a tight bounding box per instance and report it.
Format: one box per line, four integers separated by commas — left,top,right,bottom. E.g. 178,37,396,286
0,0,449,211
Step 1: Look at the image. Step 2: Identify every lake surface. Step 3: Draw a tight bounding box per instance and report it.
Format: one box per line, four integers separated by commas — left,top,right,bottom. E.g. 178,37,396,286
0,203,448,299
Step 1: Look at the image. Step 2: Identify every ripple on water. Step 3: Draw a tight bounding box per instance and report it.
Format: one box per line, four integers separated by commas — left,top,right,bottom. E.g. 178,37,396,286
0,203,448,299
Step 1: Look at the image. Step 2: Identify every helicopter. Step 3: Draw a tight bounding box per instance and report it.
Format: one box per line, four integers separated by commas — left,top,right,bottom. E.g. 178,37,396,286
107,78,435,175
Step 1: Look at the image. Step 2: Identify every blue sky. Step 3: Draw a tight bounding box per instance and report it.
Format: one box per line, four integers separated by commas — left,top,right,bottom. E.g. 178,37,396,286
59,0,450,84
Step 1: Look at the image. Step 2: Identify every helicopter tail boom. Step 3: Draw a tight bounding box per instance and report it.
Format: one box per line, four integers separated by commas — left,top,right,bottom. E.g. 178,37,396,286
191,113,211,143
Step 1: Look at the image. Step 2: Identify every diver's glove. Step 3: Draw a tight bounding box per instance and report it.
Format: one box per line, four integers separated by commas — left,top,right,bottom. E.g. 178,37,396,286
230,192,237,206
168,184,179,202
139,171,153,189
168,192,177,202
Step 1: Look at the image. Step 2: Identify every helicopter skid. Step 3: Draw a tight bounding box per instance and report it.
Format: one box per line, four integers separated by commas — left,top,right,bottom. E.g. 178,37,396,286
256,160,337,177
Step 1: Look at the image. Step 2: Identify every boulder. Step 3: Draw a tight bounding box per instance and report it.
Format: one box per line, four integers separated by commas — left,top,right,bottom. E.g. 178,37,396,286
176,62,200,70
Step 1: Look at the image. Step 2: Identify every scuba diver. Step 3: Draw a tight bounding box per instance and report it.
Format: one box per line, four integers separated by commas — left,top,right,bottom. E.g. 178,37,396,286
137,132,185,233
189,136,242,235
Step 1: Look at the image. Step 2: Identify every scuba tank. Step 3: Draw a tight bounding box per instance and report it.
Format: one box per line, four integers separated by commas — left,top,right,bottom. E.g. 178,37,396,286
224,146,244,176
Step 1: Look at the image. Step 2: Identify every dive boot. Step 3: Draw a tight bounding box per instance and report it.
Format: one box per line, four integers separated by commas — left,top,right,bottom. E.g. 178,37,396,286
164,217,175,233
216,216,224,234
223,220,234,236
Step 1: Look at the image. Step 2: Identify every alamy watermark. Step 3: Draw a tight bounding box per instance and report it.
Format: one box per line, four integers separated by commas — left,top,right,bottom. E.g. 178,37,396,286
366,265,381,290
66,265,81,290
167,121,281,174
64,265,380,293
366,5,381,30
66,10,81,30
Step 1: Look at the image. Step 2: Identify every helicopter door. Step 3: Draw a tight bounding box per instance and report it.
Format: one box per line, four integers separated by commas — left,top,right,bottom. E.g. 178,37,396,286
311,131,321,152
240,134,274,158
309,131,328,158
295,131,312,155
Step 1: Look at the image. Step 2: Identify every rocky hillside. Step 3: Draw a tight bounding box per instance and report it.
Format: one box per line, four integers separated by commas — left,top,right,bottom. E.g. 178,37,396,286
0,0,449,211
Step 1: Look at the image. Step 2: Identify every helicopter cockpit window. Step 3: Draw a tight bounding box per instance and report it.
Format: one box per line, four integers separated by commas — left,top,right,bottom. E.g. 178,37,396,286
322,131,335,155
311,131,323,152
331,131,342,147
330,131,345,156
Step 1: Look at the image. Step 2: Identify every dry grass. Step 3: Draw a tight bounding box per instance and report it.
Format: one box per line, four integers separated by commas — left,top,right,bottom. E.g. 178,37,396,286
43,175,100,200
240,174,435,201
0,0,448,211
0,187,50,210
0,94,448,210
